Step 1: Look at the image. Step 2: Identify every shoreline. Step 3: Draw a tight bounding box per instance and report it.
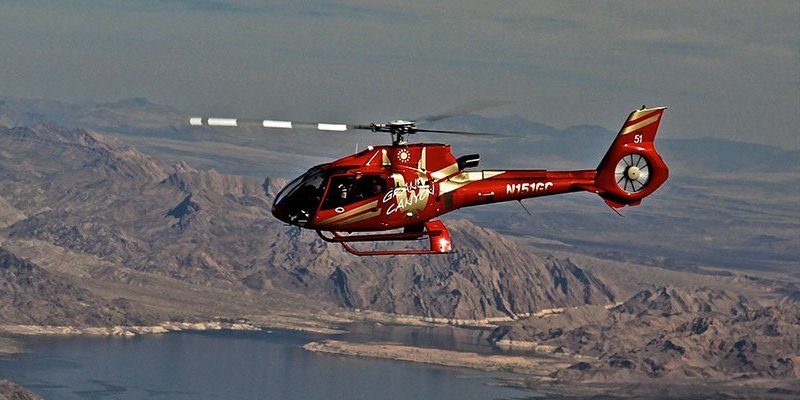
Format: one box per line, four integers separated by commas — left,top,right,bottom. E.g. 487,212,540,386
302,339,800,400
303,339,570,376
3,319,797,399
341,305,617,330
0,306,374,339
0,318,344,356
0,321,259,338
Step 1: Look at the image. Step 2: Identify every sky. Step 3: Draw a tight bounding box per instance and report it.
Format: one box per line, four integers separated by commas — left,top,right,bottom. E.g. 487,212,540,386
0,1,797,148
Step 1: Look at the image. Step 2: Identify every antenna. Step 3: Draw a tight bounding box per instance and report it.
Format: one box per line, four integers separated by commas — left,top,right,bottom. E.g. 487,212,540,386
517,200,532,216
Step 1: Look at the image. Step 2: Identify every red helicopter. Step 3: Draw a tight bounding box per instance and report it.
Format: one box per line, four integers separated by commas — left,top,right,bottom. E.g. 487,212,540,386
190,106,669,256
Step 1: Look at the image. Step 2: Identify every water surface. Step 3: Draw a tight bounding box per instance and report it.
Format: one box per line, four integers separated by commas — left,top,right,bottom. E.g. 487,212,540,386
0,328,539,399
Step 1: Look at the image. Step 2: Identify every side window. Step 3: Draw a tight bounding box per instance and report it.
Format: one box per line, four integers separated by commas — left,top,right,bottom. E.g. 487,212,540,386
353,175,387,201
322,175,387,210
321,176,355,210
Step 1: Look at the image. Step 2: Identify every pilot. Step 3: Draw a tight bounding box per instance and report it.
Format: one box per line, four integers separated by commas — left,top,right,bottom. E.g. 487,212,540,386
366,177,384,196
337,183,349,201
372,182,383,196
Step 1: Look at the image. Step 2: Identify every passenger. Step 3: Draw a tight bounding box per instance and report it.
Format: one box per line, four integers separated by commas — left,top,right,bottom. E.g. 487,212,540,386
337,183,349,200
372,182,383,196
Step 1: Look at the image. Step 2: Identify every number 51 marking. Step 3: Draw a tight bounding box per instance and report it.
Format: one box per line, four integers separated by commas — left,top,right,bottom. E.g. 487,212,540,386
633,134,643,144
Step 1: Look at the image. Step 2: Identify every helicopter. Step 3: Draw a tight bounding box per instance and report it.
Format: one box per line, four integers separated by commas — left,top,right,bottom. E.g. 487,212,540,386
189,106,669,256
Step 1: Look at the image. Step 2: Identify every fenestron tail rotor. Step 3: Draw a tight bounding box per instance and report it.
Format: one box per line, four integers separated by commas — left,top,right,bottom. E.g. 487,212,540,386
614,153,650,193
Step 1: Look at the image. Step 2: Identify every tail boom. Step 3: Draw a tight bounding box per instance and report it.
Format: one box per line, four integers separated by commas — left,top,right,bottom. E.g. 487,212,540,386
441,107,668,211
446,169,596,209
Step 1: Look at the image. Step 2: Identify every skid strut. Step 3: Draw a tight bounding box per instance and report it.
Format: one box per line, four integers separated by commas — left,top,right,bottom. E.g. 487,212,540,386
317,220,452,256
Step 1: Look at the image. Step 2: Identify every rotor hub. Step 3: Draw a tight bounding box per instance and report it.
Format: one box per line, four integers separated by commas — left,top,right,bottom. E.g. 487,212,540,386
626,166,641,180
368,121,418,145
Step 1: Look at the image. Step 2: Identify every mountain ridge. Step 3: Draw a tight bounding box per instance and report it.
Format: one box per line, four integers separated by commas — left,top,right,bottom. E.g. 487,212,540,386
491,285,799,380
0,124,618,323
0,104,796,396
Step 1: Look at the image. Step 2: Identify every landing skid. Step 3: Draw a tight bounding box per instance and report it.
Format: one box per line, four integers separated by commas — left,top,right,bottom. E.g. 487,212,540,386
317,220,452,256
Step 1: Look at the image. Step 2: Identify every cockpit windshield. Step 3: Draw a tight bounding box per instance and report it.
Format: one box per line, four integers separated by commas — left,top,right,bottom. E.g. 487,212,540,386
272,166,388,227
272,166,327,226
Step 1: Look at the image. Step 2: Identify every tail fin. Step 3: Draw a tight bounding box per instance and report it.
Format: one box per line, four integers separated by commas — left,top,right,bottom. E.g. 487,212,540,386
594,107,669,208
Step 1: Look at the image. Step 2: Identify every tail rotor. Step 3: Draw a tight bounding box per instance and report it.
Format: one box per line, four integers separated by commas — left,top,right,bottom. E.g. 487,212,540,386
615,153,651,193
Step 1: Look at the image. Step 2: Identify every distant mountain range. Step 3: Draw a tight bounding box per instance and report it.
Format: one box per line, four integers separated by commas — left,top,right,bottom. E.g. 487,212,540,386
0,102,797,390
429,114,800,174
0,124,616,326
2,96,797,174
1,96,797,277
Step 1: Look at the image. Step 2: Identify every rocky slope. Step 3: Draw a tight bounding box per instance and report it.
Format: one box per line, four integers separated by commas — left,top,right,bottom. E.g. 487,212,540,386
0,246,156,326
0,380,40,400
0,124,617,324
490,286,800,381
1,108,798,395
321,226,616,319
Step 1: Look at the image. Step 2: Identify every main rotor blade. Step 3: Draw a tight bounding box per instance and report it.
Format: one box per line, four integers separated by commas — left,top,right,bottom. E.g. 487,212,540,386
189,117,373,132
414,128,505,137
416,100,510,123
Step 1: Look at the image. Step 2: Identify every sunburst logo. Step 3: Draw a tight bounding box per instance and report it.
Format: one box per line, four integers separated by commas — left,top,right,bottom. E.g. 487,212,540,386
397,148,411,162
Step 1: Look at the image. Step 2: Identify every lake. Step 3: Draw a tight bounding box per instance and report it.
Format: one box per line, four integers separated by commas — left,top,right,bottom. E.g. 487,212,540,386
0,326,540,399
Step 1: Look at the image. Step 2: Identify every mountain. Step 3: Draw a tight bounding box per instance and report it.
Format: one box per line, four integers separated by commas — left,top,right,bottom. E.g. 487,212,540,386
0,246,156,326
0,101,797,395
0,124,617,324
315,223,616,319
0,97,184,132
430,114,800,174
3,97,797,174
3,97,795,277
490,286,800,380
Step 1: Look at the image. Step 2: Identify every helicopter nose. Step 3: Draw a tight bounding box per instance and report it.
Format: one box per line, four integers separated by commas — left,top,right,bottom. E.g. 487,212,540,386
271,198,309,227
271,200,290,224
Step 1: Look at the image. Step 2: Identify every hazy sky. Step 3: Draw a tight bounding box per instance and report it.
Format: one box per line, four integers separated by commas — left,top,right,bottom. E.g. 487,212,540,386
1,1,797,147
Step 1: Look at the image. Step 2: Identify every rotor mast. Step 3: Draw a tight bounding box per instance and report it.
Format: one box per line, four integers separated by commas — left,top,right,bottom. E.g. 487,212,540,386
369,120,416,146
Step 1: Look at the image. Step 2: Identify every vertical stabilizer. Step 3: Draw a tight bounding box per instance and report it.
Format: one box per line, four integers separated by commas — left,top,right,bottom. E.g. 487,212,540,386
594,107,669,208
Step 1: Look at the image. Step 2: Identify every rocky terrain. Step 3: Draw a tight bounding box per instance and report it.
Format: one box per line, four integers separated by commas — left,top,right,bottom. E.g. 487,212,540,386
0,100,797,398
490,286,799,382
0,124,617,327
299,286,800,399
0,380,40,400
0,246,156,326
2,97,797,277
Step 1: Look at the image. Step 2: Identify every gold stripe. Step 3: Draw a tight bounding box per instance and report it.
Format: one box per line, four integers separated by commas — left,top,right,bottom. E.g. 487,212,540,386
628,109,657,123
430,163,459,180
382,149,391,166
620,114,660,136
317,200,379,225
438,170,507,195
330,209,381,226
440,180,469,195
482,171,505,179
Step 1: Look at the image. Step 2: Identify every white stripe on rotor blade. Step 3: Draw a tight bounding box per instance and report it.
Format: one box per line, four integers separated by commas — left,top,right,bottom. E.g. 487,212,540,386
262,120,293,129
317,123,347,131
189,117,203,126
207,118,238,127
